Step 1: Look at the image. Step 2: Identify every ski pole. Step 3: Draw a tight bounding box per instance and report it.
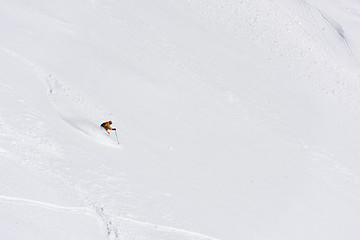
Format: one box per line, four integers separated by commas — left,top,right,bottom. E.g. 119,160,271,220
114,129,119,144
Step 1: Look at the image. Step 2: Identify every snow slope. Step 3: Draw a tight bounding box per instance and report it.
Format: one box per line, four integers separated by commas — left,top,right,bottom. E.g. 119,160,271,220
1,0,360,239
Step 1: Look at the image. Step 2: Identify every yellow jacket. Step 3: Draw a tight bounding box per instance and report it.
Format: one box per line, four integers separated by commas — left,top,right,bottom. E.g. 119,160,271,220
101,121,114,131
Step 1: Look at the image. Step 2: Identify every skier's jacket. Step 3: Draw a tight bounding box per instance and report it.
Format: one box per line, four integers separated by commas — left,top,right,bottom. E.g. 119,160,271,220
101,121,114,131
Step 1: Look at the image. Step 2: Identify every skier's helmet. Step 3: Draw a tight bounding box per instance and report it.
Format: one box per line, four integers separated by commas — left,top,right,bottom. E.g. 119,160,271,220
109,121,112,124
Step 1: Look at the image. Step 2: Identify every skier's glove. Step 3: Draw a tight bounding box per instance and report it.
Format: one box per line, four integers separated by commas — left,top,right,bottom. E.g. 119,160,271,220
113,128,116,130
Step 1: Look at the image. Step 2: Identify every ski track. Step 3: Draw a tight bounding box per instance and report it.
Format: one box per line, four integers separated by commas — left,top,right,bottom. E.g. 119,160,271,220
0,195,89,213
0,195,220,240
0,45,118,147
113,216,220,240
0,46,111,126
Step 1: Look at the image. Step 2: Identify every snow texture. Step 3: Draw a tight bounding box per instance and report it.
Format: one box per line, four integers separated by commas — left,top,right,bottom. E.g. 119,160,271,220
1,0,360,239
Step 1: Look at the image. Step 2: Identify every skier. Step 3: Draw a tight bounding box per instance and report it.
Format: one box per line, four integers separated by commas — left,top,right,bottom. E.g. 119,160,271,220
101,121,116,135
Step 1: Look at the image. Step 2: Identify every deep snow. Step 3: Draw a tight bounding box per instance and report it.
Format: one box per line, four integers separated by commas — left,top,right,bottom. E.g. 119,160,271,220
1,0,360,239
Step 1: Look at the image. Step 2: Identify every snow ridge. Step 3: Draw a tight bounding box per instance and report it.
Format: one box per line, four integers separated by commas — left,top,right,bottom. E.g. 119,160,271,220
0,195,220,240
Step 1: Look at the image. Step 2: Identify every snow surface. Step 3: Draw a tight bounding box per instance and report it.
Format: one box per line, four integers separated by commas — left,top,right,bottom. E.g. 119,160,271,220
1,0,360,239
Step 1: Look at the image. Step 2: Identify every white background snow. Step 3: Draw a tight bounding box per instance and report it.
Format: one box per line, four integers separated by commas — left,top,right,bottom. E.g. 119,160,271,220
1,0,360,239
